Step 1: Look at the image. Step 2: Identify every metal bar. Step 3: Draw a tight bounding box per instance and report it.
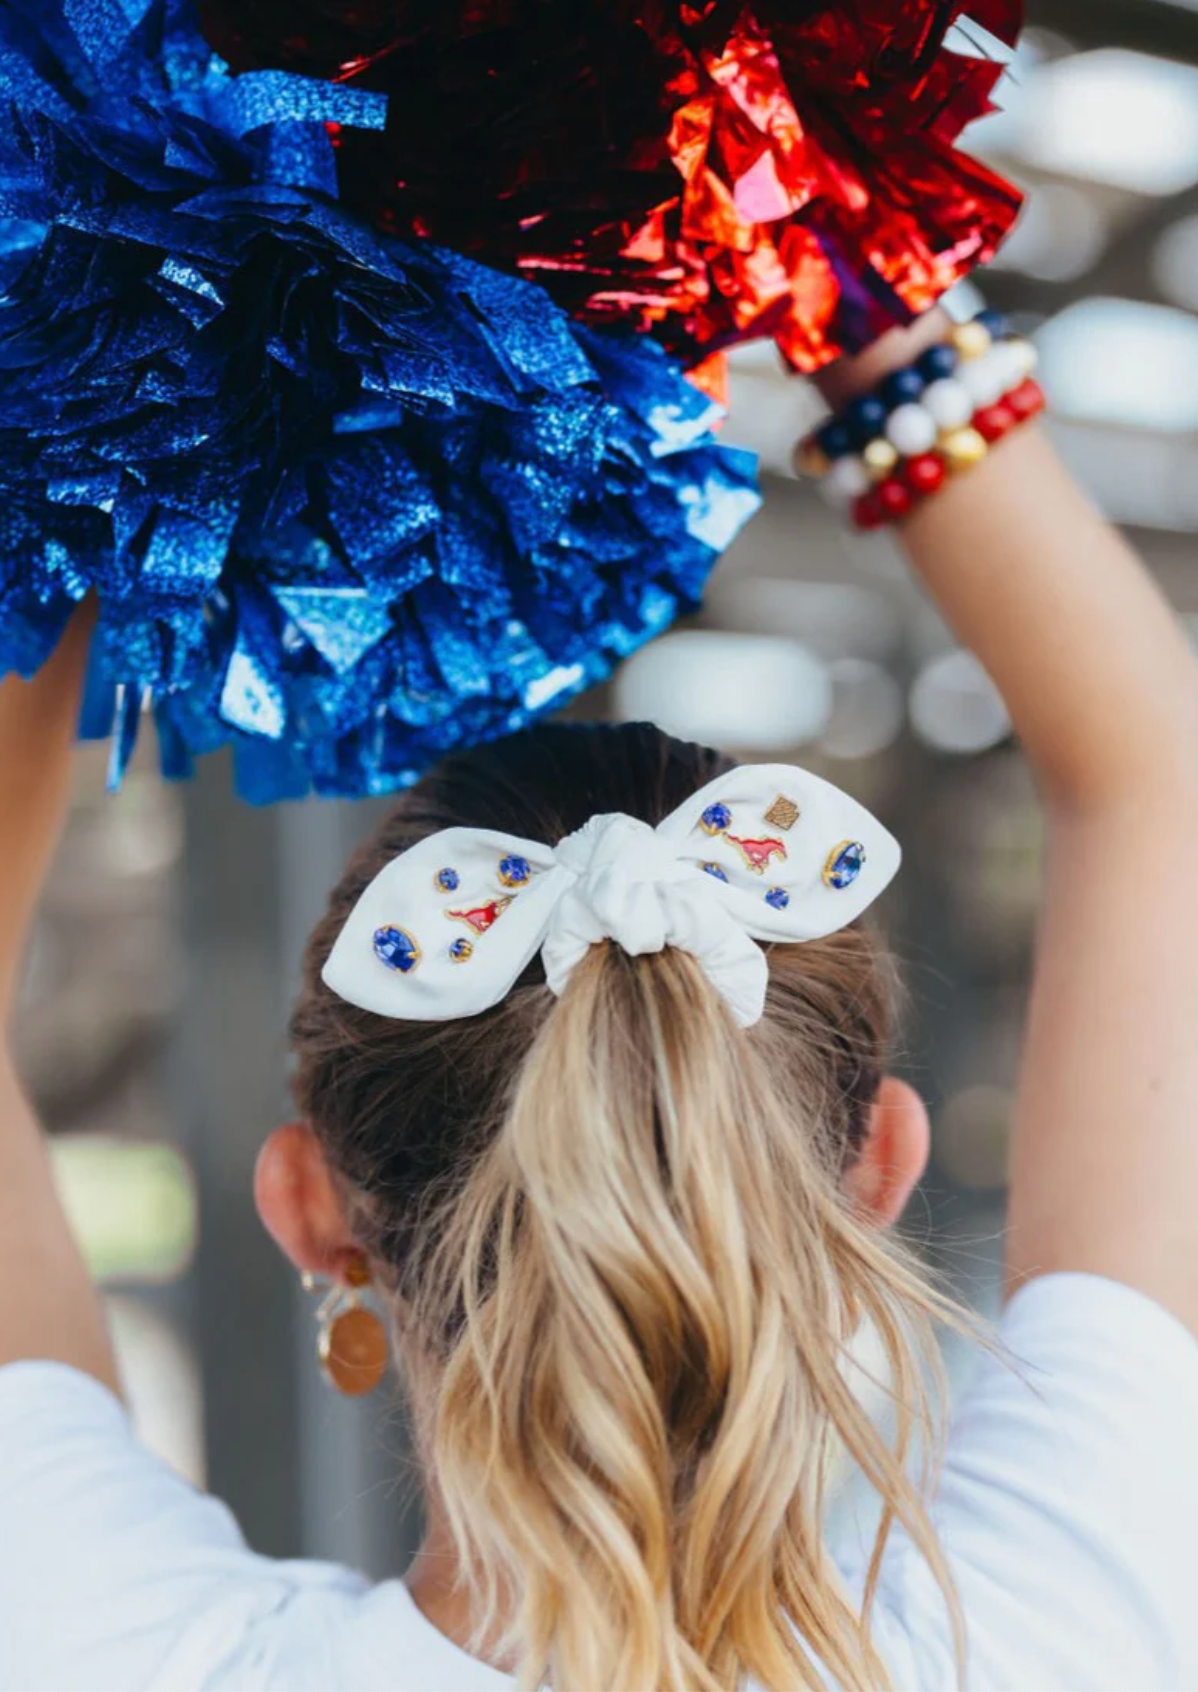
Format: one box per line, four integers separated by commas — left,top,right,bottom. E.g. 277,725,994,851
177,754,303,1556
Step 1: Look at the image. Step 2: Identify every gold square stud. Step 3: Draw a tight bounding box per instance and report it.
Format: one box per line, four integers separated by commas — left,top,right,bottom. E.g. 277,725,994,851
764,794,800,832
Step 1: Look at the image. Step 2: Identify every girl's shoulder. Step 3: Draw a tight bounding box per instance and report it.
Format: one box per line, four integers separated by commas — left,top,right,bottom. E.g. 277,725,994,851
862,1272,1198,1691
4,1274,1198,1692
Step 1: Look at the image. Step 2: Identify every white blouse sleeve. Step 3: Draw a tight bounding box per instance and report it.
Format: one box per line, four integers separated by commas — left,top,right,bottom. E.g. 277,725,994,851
6,1276,1198,1692
0,1360,362,1692
871,1272,1198,1692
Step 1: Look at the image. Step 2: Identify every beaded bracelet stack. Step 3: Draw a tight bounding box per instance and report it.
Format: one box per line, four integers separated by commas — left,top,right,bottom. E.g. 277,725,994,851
795,311,1045,530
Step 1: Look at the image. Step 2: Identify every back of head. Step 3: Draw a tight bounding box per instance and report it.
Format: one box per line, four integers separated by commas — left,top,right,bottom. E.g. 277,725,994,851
291,722,957,1692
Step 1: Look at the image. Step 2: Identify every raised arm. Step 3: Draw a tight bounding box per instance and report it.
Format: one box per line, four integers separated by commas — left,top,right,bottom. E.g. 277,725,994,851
0,608,120,1391
821,312,1198,1323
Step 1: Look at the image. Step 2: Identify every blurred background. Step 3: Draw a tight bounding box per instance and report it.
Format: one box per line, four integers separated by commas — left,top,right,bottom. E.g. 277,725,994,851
13,0,1198,1578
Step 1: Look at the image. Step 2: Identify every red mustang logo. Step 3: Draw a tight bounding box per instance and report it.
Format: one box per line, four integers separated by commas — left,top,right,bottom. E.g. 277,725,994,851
445,897,513,935
726,835,787,874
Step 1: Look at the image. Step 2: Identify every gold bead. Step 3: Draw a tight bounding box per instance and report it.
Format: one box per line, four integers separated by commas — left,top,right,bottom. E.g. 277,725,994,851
950,320,993,361
940,426,989,471
793,437,831,478
863,437,899,479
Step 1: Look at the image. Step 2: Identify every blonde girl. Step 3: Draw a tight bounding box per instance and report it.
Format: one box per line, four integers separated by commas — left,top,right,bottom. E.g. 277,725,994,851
3,305,1198,1692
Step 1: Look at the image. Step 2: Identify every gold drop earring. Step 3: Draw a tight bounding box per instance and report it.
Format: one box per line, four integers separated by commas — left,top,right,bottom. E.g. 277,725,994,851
301,1251,389,1397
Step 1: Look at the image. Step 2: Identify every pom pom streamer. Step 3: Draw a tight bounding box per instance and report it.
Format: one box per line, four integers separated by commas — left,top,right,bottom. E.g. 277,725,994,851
0,0,760,802
200,0,1024,373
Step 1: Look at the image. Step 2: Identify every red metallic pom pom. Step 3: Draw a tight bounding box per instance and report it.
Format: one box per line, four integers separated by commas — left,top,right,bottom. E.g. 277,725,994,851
198,0,1024,373
876,476,914,520
853,490,887,531
1007,378,1047,421
903,452,947,495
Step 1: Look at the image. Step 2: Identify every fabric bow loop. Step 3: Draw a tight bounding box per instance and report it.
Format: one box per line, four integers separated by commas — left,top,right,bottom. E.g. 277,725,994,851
551,813,688,954
321,764,901,1029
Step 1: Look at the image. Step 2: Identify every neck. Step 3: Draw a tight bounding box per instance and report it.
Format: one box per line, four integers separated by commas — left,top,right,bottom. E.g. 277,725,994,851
404,1491,522,1675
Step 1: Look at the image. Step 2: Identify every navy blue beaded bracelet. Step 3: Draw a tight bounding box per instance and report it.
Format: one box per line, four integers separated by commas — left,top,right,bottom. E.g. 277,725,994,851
795,311,1037,490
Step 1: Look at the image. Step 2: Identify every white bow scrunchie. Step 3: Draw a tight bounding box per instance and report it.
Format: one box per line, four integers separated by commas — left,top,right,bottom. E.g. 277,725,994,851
322,763,900,1029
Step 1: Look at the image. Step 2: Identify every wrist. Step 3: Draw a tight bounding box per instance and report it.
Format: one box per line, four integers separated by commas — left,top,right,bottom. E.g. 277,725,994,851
798,310,1043,530
813,308,954,410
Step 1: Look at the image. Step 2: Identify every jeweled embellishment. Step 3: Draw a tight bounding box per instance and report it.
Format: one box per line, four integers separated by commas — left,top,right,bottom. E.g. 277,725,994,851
446,897,513,935
702,861,729,882
764,795,800,831
823,841,866,890
727,834,787,874
448,938,474,963
700,802,733,836
372,925,421,973
498,854,532,888
765,887,790,910
435,867,461,893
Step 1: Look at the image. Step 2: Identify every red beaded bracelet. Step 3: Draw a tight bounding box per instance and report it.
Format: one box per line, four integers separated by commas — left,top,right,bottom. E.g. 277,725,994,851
851,378,1045,532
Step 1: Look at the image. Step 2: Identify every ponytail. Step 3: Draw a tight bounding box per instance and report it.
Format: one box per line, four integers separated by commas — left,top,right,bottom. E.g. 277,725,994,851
416,942,964,1692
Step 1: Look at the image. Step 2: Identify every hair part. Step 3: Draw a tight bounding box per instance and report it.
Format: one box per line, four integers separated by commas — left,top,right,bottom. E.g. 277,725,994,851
290,722,967,1692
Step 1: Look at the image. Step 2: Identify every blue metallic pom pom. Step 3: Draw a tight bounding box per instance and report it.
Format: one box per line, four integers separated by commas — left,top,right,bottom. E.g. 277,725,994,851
0,0,761,802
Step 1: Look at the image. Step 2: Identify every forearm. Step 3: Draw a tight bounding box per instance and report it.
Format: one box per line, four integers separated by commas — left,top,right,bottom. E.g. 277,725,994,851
0,1055,120,1391
0,606,118,1391
819,312,1198,814
902,430,1198,811
0,605,93,1023
819,312,1198,1322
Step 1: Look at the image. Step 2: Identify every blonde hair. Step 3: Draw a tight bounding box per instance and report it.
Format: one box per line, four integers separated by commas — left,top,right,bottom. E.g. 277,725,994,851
291,723,966,1692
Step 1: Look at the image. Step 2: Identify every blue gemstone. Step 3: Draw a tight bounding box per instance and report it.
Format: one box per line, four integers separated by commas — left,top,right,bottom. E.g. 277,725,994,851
917,343,959,382
498,854,532,888
817,418,855,460
702,862,729,883
880,367,925,408
436,867,460,893
975,308,1008,339
448,937,474,962
372,925,421,973
824,842,866,891
845,394,889,449
765,886,790,911
701,801,732,834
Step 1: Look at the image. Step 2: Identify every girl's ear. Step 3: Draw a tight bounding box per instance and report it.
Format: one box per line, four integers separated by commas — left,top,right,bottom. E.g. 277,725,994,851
843,1076,931,1228
254,1121,361,1278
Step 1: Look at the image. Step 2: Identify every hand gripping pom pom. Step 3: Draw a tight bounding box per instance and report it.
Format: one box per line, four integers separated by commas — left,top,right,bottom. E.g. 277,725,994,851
0,0,761,801
199,0,1024,375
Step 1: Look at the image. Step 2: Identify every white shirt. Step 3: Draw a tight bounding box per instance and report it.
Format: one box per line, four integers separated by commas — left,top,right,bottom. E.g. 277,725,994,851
2,1273,1198,1692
